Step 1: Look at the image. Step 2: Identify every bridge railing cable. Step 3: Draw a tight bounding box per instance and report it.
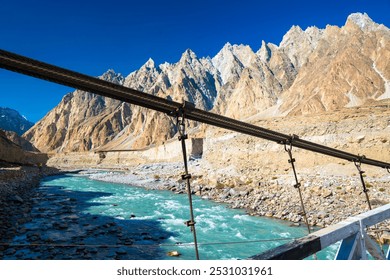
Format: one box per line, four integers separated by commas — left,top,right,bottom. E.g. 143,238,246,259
0,49,389,170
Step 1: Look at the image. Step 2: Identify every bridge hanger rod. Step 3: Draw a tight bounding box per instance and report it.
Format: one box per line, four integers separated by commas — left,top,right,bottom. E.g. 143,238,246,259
1,49,389,169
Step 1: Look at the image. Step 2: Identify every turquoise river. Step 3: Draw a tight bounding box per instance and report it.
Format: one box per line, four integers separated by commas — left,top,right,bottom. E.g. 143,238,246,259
4,173,339,260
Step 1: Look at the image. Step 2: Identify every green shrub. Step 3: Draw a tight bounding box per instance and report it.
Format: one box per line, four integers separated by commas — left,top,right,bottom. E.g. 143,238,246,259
365,182,373,188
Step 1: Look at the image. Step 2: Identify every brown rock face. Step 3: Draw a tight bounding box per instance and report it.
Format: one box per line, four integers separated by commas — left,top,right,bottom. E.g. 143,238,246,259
279,14,390,115
4,130,39,152
0,130,47,165
24,13,390,153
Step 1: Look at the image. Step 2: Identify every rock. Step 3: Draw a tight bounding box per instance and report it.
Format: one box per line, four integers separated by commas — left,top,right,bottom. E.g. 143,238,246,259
219,193,229,200
116,249,127,255
380,231,390,245
322,189,333,198
167,251,181,257
228,188,237,197
239,190,249,197
265,212,273,217
11,195,24,203
356,135,365,143
290,223,300,227
317,211,328,219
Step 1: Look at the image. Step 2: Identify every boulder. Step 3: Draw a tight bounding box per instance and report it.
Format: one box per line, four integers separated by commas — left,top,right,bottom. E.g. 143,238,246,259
167,251,181,257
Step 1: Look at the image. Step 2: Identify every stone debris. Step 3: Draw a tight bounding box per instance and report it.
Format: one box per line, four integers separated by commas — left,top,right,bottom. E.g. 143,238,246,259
167,250,181,257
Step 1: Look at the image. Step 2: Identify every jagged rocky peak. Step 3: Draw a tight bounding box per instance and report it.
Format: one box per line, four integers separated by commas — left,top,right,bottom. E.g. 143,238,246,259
304,26,323,44
124,58,162,93
280,25,304,42
211,42,257,84
212,42,256,67
142,58,156,70
99,69,124,85
279,12,390,116
179,48,198,64
257,40,275,62
279,24,323,69
345,12,380,31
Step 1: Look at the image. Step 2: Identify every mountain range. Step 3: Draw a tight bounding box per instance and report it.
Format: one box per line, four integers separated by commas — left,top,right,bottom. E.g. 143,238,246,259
22,13,390,153
0,107,34,136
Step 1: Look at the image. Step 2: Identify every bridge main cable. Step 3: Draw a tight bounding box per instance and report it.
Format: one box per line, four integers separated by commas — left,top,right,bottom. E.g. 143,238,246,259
1,49,389,169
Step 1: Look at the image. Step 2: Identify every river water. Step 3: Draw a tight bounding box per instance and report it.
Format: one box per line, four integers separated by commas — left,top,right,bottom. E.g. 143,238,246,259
3,173,338,260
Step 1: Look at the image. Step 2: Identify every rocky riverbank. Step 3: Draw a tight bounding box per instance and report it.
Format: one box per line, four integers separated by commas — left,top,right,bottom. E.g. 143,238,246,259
0,165,60,255
1,174,169,260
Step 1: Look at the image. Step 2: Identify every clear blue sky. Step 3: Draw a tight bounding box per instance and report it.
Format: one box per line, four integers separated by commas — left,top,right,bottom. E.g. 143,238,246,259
1,0,389,122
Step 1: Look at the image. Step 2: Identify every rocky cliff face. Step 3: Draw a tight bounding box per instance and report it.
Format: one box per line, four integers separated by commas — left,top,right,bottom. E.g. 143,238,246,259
0,130,47,165
4,130,38,152
24,13,390,153
279,13,390,115
23,71,131,153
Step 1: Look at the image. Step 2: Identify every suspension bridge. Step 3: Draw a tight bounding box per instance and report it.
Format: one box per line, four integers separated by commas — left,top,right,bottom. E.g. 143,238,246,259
1,49,389,260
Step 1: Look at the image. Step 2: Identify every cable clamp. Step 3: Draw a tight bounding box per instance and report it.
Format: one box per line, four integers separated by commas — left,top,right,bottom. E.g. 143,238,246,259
181,174,192,180
294,182,301,189
184,220,196,227
283,134,299,152
353,155,366,173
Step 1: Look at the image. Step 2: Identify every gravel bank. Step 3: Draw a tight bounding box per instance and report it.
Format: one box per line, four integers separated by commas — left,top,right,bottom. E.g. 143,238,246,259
0,165,60,256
